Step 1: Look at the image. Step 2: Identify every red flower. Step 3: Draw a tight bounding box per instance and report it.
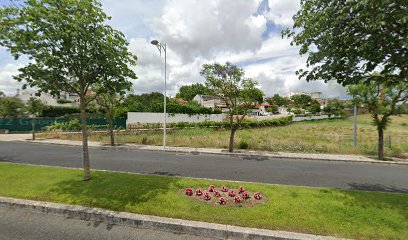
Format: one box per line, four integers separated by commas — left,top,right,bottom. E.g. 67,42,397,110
218,197,227,205
238,186,245,193
228,190,236,197
241,191,250,199
185,188,193,196
195,189,203,196
234,196,241,203
254,192,262,200
208,185,216,192
204,192,211,201
221,186,228,192
213,190,220,197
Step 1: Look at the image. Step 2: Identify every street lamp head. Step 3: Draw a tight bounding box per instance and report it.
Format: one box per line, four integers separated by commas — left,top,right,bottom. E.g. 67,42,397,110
150,40,159,46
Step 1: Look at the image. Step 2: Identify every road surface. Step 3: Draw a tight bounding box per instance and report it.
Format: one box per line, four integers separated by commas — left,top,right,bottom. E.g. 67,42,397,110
0,142,407,193
0,206,210,240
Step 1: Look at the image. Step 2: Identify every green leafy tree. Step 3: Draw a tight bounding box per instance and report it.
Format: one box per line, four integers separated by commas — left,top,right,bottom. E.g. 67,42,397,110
0,97,25,117
123,92,164,113
96,92,125,146
0,0,137,180
200,62,263,152
0,91,5,98
176,83,215,101
323,99,345,118
283,0,408,85
266,94,291,107
291,94,313,108
307,101,321,114
26,97,45,140
347,81,408,160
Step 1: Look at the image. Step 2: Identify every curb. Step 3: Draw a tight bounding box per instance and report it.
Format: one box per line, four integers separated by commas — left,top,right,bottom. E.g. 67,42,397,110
23,139,408,166
0,197,344,240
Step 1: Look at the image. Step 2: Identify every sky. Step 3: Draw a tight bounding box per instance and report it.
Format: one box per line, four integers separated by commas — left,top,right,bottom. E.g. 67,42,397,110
0,0,348,99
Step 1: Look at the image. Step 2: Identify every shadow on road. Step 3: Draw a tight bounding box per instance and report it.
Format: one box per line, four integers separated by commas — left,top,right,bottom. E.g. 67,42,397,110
349,183,408,194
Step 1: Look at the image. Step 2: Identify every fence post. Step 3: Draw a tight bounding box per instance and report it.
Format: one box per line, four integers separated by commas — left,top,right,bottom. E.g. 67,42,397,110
388,136,392,149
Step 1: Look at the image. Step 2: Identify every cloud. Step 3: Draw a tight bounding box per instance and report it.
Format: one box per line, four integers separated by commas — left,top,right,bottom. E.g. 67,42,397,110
0,63,23,96
264,0,300,26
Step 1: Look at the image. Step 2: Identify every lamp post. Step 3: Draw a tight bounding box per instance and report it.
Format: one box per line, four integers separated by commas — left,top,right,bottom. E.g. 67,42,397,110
151,40,167,148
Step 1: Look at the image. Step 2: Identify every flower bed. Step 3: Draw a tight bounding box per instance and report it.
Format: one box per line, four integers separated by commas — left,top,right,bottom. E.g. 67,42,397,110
183,185,267,207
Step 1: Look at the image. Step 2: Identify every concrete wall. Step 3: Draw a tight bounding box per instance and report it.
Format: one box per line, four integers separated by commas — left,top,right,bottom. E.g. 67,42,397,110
127,112,224,125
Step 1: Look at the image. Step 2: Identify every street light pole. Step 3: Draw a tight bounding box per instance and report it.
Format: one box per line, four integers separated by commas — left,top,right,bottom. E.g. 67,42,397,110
151,40,167,149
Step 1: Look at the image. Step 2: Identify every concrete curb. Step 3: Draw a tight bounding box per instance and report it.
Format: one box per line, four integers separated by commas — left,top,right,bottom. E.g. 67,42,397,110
22,139,408,166
0,197,345,240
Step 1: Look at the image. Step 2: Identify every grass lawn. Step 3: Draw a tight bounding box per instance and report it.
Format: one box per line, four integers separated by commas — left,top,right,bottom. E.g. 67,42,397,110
0,162,407,239
40,114,408,158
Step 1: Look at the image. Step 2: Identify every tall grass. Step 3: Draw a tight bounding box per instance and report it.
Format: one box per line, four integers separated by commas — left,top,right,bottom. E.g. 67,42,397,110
39,114,408,158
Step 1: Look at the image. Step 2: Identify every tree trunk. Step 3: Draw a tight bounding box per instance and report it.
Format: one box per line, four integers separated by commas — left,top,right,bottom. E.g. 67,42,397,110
228,127,237,153
31,118,35,141
108,115,114,146
80,98,91,181
378,127,384,160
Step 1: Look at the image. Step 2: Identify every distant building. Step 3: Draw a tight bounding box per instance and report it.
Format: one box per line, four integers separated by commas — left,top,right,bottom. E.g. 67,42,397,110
288,91,322,99
193,94,225,108
15,89,79,107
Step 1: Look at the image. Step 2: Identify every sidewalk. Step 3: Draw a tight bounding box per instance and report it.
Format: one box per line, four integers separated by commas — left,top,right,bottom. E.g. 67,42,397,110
1,134,407,165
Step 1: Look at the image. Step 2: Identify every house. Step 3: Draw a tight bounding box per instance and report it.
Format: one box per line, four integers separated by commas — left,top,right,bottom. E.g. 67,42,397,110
193,94,225,108
15,89,79,107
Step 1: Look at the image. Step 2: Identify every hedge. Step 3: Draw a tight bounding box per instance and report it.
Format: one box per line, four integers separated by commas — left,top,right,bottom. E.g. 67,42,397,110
128,116,293,130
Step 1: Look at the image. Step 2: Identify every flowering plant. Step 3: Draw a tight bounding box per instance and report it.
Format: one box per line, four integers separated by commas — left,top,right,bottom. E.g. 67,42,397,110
213,190,220,197
234,196,241,203
218,197,227,205
185,188,193,196
195,189,203,196
254,192,262,200
238,186,245,193
221,186,228,192
208,185,216,192
228,190,236,197
242,191,250,199
203,192,211,201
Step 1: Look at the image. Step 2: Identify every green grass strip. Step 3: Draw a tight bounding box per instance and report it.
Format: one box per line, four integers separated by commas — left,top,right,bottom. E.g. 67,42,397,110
0,162,407,239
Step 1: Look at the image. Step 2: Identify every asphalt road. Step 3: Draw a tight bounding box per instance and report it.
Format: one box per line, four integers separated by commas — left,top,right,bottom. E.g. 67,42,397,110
0,207,211,240
1,142,407,193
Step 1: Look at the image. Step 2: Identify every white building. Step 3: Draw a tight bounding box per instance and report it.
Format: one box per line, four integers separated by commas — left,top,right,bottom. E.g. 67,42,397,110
15,89,79,107
193,94,225,108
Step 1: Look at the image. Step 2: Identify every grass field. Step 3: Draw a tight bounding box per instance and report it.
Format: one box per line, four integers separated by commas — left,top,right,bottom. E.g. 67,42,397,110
0,162,407,239
40,114,408,158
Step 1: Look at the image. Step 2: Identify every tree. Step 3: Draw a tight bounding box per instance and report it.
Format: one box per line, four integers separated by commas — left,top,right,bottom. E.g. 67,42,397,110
291,94,313,108
25,97,45,140
96,92,125,146
200,62,263,152
176,83,215,101
0,0,137,180
283,0,408,86
323,99,345,118
0,97,25,117
0,91,5,98
307,101,321,114
123,92,164,113
266,94,291,107
347,81,408,160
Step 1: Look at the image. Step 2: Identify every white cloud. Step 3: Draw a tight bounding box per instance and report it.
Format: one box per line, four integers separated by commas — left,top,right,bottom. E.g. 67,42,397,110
0,63,23,96
264,0,300,26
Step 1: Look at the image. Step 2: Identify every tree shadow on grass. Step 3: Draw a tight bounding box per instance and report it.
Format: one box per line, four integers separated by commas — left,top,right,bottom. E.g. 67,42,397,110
349,183,408,194
49,171,179,212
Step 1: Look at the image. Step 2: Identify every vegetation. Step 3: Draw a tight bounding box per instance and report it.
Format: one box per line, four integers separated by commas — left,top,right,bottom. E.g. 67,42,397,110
201,62,264,152
323,99,346,118
0,0,137,180
41,115,408,158
348,81,408,160
265,94,291,107
0,97,25,117
176,83,215,101
0,163,407,239
283,0,407,86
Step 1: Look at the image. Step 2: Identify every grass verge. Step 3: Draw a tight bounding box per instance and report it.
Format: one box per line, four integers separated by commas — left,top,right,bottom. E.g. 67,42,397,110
1,162,407,239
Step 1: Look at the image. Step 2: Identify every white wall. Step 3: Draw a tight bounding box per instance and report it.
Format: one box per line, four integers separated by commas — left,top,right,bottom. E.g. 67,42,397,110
127,112,224,126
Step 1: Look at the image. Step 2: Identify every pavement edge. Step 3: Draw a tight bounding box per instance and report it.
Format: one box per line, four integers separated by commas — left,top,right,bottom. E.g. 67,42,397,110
0,196,344,240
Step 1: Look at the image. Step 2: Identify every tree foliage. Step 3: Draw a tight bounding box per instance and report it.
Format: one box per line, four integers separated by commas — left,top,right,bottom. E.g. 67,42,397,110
200,62,263,152
283,0,408,86
0,97,25,117
291,94,313,108
0,0,137,180
323,99,345,117
347,80,408,160
266,94,291,107
176,83,215,101
26,97,45,116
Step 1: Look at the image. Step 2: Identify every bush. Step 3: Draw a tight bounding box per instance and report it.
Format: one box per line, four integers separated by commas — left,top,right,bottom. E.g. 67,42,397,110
56,99,72,104
41,106,80,117
239,140,249,149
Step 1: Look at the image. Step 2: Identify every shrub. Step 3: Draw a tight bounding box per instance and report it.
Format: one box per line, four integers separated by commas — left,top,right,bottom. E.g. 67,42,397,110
239,140,249,149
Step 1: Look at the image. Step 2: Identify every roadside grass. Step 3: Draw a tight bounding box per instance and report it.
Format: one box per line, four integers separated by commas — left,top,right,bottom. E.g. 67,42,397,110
0,162,407,239
39,114,408,158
